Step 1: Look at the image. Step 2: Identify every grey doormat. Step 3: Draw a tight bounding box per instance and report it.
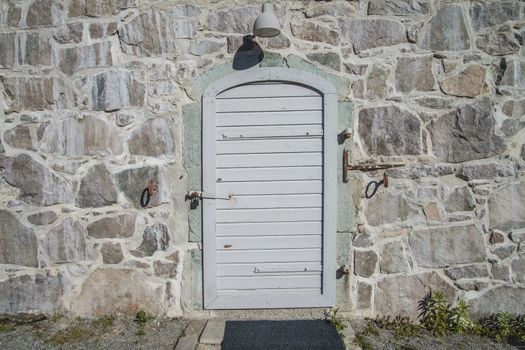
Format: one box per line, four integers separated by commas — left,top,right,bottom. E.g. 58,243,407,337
221,320,345,350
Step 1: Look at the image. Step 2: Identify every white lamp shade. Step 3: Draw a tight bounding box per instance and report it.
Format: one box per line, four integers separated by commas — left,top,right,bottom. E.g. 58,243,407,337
253,3,281,37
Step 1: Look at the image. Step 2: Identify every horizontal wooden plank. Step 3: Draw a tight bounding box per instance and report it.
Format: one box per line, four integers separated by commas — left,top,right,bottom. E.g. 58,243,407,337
217,194,322,209
217,274,321,290
210,290,329,309
216,138,322,155
216,96,322,113
216,208,322,223
217,152,322,168
217,262,323,277
217,248,322,263
217,180,322,195
217,235,322,250
216,222,322,236
217,288,320,294
217,167,322,182
218,83,319,99
217,125,322,140
216,110,322,127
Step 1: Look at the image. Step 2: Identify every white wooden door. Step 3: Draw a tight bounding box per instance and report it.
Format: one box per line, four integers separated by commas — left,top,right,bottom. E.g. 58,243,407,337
203,68,336,309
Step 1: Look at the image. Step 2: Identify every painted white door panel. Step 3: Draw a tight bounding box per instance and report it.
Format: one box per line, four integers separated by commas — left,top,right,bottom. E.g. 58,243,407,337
218,83,320,99
203,69,336,309
216,221,323,236
216,248,322,264
216,235,322,250
216,194,322,209
209,291,332,309
216,152,322,168
216,180,322,195
217,262,323,277
216,96,322,113
216,208,322,223
216,125,322,140
216,138,323,154
216,111,322,127
217,275,321,290
216,167,322,182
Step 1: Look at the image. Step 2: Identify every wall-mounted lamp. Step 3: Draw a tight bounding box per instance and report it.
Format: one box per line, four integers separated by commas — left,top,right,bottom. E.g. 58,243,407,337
253,3,281,38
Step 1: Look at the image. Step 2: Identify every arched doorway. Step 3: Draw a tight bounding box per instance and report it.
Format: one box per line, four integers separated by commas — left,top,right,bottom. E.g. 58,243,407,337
202,68,337,309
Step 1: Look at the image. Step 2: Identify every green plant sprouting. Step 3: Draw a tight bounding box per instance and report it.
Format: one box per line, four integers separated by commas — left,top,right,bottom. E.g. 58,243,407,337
135,310,152,337
417,291,452,336
449,299,474,334
325,308,347,335
417,290,480,336
478,311,525,343
371,315,420,338
354,289,525,347
135,310,149,324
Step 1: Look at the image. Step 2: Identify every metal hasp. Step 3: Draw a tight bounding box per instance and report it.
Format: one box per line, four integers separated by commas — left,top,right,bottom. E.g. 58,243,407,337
187,191,232,200
342,149,405,183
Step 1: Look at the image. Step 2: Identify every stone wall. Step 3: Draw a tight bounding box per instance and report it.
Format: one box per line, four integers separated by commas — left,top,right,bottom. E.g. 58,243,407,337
0,0,524,319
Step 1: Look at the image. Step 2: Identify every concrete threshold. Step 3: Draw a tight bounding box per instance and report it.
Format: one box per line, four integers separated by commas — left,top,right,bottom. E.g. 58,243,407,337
174,319,208,350
199,319,226,345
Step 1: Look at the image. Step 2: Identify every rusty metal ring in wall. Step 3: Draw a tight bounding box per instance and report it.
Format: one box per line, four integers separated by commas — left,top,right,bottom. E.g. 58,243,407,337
140,188,150,208
365,180,383,199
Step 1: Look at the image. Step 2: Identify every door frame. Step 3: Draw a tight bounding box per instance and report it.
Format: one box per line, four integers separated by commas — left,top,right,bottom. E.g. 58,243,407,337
202,67,337,309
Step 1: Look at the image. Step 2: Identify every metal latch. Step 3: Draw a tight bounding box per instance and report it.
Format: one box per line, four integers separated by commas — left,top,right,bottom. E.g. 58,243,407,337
342,149,405,183
188,191,232,200
254,267,322,274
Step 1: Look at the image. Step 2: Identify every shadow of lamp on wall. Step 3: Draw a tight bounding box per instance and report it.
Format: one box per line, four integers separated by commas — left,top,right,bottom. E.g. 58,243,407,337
233,3,281,70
